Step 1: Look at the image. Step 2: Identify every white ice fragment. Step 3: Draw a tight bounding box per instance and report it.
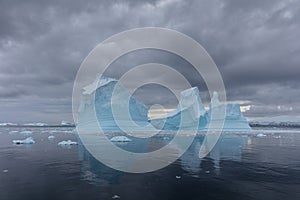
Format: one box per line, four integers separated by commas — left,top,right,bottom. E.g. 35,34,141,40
20,131,33,135
61,121,74,126
112,195,120,199
9,130,19,134
58,140,78,145
48,135,55,140
205,170,210,174
23,123,48,126
257,133,267,137
3,169,8,173
175,175,181,179
13,137,35,144
110,136,132,142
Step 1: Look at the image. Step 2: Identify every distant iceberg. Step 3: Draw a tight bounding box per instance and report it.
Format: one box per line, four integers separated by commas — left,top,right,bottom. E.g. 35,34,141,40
23,123,48,127
0,123,18,127
110,136,132,142
48,135,55,140
20,130,33,135
61,121,75,126
13,137,35,144
77,75,251,132
58,140,78,145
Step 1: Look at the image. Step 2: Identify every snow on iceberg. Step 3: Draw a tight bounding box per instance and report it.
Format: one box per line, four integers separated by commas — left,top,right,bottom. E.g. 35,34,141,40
110,136,132,142
58,140,78,145
77,75,251,132
13,137,35,144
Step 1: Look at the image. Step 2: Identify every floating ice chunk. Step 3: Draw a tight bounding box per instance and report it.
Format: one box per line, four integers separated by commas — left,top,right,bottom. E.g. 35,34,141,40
3,169,8,173
23,123,48,126
58,140,78,145
61,121,75,126
48,135,55,140
110,136,132,142
13,137,35,144
20,131,33,135
175,175,181,179
257,133,267,137
112,195,120,199
0,123,17,126
9,130,19,134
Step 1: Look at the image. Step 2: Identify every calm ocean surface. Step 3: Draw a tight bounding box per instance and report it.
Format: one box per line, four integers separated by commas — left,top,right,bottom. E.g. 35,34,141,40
0,127,300,200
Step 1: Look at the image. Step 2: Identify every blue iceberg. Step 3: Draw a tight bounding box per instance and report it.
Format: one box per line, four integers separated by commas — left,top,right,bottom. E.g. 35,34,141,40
77,75,251,132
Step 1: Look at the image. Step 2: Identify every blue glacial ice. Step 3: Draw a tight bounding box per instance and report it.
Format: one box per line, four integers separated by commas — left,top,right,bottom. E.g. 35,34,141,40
77,75,251,132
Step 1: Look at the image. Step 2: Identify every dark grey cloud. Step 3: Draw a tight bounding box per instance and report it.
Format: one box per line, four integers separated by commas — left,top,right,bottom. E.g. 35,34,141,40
0,0,299,123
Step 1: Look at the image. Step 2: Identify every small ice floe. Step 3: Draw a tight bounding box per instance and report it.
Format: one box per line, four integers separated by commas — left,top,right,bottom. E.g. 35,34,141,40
175,175,181,179
256,133,267,137
13,137,35,145
58,140,78,146
205,170,210,174
163,136,170,141
110,136,131,142
48,135,55,140
112,195,120,199
274,135,282,139
3,169,8,173
20,131,33,135
9,130,19,134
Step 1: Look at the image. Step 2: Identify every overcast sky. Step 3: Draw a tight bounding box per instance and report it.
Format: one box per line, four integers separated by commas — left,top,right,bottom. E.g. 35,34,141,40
0,0,299,123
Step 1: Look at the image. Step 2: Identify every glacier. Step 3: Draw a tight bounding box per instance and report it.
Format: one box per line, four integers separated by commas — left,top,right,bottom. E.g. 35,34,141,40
77,74,251,132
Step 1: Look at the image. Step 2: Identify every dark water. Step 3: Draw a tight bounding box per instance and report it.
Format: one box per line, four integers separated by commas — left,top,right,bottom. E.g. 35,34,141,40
0,127,300,200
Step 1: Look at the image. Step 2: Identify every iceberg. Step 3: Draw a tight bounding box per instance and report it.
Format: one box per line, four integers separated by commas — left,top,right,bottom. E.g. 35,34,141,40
20,130,33,135
110,136,132,142
256,133,267,137
204,92,251,131
0,123,18,126
77,75,251,132
23,123,48,126
61,121,75,126
13,137,35,144
48,135,55,140
58,140,78,145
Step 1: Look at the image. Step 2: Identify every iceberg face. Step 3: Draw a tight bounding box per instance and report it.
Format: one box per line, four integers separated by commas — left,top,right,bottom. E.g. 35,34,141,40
77,75,149,132
77,75,251,132
205,92,251,131
151,87,205,130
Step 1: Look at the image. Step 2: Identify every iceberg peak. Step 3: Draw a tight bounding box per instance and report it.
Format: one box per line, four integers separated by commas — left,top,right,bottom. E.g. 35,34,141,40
83,74,117,95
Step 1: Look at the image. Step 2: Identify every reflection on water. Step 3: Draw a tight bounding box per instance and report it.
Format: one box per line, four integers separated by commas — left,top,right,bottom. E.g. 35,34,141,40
1,127,300,200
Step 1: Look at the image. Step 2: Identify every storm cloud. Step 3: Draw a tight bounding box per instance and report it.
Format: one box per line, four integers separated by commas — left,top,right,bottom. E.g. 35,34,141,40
0,0,299,123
